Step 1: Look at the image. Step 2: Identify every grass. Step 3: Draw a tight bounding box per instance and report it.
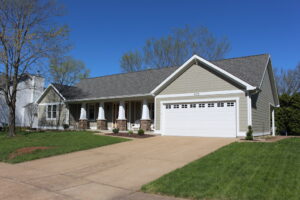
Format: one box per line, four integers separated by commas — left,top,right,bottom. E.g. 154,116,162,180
0,131,130,163
142,138,300,200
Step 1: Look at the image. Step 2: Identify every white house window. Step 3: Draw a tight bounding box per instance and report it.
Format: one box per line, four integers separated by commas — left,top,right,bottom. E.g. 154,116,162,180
208,103,214,107
47,104,57,120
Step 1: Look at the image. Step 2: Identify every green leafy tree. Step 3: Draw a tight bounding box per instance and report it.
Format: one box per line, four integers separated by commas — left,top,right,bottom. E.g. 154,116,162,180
276,93,300,135
120,25,230,72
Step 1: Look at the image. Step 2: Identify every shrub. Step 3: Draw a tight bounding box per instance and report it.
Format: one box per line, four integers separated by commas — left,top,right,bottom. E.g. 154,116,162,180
112,128,119,134
138,129,144,136
63,124,69,130
245,125,253,140
128,130,133,135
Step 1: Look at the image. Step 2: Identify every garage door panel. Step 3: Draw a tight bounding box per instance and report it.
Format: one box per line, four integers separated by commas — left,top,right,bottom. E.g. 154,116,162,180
163,101,237,137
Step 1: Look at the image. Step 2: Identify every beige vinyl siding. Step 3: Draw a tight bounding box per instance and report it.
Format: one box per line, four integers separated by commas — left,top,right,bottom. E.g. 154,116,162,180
155,93,248,132
40,88,64,103
38,104,67,127
155,63,248,132
251,63,276,134
38,88,67,128
159,64,243,95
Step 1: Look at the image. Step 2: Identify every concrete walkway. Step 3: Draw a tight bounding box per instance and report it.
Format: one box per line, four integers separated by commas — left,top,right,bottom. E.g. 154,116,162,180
0,136,235,200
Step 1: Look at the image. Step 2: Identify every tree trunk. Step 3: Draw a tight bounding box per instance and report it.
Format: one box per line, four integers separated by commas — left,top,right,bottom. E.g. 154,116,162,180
8,106,16,137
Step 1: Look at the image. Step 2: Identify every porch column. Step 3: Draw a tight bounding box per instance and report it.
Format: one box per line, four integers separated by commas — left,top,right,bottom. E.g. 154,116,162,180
97,102,107,130
140,99,151,131
79,103,88,129
272,108,275,136
117,101,127,130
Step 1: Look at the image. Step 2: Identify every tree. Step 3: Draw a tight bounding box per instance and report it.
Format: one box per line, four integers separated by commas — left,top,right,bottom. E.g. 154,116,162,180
120,25,230,72
49,56,90,86
0,0,69,137
276,93,300,135
275,63,300,95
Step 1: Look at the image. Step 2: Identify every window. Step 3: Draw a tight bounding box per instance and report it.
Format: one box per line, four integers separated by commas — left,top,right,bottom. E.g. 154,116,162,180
166,104,171,109
47,104,57,120
217,102,224,107
227,102,235,107
174,104,179,109
190,104,196,108
208,103,214,107
181,104,187,108
199,103,205,108
88,104,95,120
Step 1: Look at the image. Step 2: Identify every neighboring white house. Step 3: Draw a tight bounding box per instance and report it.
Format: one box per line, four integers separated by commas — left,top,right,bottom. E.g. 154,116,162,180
0,74,45,128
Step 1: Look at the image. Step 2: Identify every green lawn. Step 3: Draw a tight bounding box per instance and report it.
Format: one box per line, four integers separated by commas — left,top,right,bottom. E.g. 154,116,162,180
0,131,129,163
142,138,300,200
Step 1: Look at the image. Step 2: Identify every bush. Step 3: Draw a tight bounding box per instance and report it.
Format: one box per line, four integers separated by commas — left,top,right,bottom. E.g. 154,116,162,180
138,129,144,136
63,124,69,130
245,125,253,140
128,130,133,135
112,128,119,134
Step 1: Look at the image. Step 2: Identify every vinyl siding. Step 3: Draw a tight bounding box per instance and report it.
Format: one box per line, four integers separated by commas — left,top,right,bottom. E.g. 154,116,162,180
38,88,67,128
251,63,276,134
159,64,243,95
155,64,248,133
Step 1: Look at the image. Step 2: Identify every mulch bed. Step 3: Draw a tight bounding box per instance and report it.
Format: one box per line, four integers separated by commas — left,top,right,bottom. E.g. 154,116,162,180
8,146,54,160
239,136,299,143
105,132,155,138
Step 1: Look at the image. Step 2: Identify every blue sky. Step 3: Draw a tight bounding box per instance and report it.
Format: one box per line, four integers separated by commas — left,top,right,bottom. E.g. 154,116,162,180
61,0,300,77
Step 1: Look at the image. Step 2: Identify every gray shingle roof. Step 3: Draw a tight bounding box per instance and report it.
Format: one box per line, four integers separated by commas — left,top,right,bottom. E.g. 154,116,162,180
63,54,269,101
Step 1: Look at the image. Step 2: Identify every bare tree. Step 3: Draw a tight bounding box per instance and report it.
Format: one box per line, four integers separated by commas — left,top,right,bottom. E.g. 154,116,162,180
120,25,230,72
120,51,143,72
49,56,89,86
0,0,69,137
275,63,300,95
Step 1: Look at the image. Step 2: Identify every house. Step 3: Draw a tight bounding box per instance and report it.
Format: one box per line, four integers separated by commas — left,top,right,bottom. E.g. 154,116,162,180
35,54,279,137
0,74,45,128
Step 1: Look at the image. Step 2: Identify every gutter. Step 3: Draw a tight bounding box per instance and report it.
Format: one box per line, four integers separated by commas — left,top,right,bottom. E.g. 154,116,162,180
65,93,153,103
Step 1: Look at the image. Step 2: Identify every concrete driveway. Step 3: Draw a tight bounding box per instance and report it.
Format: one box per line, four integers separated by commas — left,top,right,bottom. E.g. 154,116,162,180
0,136,235,200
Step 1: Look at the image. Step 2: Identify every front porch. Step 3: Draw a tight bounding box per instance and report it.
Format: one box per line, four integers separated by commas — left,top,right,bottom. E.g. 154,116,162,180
67,98,154,131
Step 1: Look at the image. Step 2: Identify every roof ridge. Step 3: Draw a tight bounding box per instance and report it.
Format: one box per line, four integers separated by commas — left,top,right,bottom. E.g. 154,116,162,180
82,66,178,80
212,53,269,62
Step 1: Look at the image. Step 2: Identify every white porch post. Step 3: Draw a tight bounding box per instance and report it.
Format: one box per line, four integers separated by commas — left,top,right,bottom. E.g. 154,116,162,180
117,101,126,120
272,108,275,136
79,103,87,120
65,104,70,124
97,102,105,120
141,99,150,120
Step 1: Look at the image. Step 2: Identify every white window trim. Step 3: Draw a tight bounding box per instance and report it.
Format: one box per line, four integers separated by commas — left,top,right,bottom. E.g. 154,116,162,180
46,104,58,120
158,97,240,137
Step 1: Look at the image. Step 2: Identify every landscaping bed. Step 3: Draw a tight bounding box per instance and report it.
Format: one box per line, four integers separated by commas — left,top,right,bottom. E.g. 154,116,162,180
0,131,129,163
142,137,300,200
105,132,155,138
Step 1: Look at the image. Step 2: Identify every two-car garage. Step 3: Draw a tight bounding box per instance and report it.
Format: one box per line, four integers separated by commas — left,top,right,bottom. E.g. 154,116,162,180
161,100,237,137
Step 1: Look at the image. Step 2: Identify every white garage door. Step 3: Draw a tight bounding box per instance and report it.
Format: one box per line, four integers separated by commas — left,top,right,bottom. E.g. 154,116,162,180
162,101,237,137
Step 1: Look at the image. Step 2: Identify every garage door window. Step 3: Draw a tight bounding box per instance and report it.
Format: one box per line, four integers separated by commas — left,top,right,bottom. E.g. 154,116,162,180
208,103,214,107
227,102,235,107
166,104,171,109
190,104,196,108
174,104,179,109
217,102,224,107
181,104,188,108
199,103,205,108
